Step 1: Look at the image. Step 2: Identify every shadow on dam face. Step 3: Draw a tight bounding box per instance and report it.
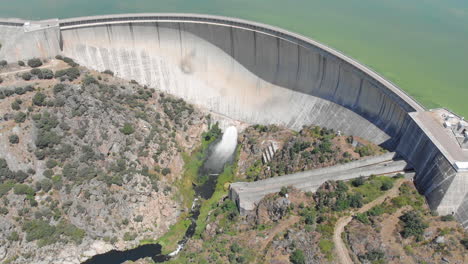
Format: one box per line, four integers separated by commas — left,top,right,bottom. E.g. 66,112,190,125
58,17,422,150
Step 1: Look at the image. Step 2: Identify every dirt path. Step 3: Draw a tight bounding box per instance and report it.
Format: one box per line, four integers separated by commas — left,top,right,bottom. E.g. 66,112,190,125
260,215,300,252
380,206,415,264
333,180,405,264
0,60,60,77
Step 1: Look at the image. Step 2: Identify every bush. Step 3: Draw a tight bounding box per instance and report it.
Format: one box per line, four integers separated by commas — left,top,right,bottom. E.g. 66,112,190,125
161,168,171,176
38,179,52,192
355,213,370,224
27,58,43,68
22,219,55,242
32,92,47,106
0,60,7,67
14,112,27,123
40,69,54,79
15,87,26,95
120,123,134,135
381,180,393,191
13,184,35,196
290,249,305,264
21,72,32,81
18,60,25,66
279,186,289,196
351,176,365,187
123,232,137,241
440,214,455,222
9,134,19,144
103,70,114,76
53,83,65,94
400,211,428,239
349,193,363,208
46,159,58,169
82,75,98,86
55,67,80,80
461,238,468,250
36,131,61,149
11,100,20,110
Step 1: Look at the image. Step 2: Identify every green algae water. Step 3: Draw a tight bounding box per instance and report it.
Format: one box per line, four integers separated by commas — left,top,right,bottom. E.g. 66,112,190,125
1,0,467,116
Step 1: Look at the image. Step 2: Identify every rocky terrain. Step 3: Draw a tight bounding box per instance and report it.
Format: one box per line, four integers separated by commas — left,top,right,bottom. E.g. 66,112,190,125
0,58,210,264
237,124,385,181
345,181,468,264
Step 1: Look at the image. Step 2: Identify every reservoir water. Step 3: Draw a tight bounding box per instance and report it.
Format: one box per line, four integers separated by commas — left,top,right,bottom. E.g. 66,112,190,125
0,0,467,117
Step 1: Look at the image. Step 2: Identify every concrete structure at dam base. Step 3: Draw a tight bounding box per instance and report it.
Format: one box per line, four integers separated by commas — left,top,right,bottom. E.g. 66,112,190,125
0,14,467,228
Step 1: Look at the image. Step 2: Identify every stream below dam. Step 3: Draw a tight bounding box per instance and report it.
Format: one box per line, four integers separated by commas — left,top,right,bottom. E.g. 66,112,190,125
82,126,238,264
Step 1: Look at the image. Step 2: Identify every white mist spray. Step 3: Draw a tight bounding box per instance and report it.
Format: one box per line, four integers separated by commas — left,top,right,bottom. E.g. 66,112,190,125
203,126,238,174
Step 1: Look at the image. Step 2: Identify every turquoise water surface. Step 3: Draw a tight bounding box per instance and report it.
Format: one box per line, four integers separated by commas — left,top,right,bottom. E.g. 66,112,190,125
1,0,467,116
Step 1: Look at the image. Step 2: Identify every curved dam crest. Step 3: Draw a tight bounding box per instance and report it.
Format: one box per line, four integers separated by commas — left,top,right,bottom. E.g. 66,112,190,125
0,14,467,228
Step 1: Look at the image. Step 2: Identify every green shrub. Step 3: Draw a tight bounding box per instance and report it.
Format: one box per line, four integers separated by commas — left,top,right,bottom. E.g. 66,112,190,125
123,232,137,241
18,61,25,66
46,159,58,169
40,69,54,79
120,123,134,135
400,211,428,239
53,83,65,94
9,134,19,144
22,219,55,245
279,186,289,196
355,213,370,224
32,92,47,106
440,214,455,222
368,205,385,216
103,70,114,76
381,180,393,191
0,60,7,67
21,72,32,81
351,176,365,187
27,58,43,68
461,238,468,250
11,98,22,110
82,75,98,86
14,112,27,123
55,67,80,80
290,249,305,264
13,184,35,196
161,168,171,176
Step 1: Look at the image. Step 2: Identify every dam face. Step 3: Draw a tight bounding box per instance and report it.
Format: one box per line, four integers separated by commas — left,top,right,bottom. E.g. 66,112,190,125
0,14,467,228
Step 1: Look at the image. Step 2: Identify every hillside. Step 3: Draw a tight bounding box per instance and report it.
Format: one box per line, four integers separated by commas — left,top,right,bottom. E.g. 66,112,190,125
0,58,209,263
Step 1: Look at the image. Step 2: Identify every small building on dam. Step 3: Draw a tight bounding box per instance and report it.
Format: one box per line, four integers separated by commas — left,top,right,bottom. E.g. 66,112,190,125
1,13,467,228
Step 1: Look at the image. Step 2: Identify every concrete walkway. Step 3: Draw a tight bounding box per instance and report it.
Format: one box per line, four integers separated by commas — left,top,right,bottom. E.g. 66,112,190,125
230,153,409,214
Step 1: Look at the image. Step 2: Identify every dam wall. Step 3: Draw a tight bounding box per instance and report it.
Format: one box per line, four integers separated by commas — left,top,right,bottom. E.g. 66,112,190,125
57,15,424,150
0,14,466,227
0,18,61,62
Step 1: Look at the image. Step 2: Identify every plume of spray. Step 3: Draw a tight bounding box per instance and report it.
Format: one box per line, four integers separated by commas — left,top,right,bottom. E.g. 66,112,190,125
203,126,238,174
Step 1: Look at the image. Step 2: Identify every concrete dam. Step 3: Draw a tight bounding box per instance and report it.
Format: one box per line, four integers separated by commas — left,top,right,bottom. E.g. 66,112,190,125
0,13,467,228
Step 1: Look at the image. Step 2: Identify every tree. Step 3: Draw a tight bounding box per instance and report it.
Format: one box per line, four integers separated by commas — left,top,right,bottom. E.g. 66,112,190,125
9,134,19,144
53,83,65,94
290,249,305,264
27,58,43,68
